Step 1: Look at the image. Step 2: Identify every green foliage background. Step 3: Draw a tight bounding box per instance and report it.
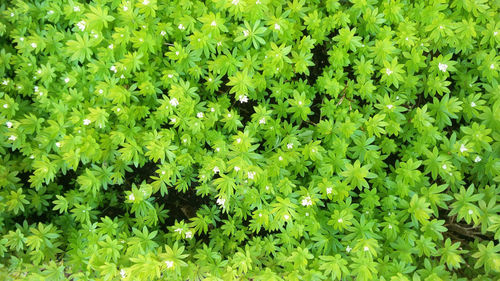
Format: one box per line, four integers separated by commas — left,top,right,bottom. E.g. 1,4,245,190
0,0,500,280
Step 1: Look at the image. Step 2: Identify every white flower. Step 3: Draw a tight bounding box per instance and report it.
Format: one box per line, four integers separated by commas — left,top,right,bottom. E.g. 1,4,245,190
471,102,476,107
274,23,280,30
55,142,61,147
236,138,241,144
77,20,86,31
74,6,81,12
19,37,24,42
364,246,370,251
283,214,290,220
213,166,220,174
438,63,448,72
120,269,126,278
170,98,179,107
234,166,240,172
442,164,447,170
385,68,393,75
468,209,473,215
217,41,222,46
175,51,179,56
110,65,117,73
326,187,332,194
6,121,13,128
83,119,91,125
388,224,393,229
8,135,17,141
128,194,135,201
185,231,192,238
247,171,256,179
494,31,498,36
338,218,343,223
259,118,266,124
165,260,174,269
210,107,215,112
301,196,312,206
278,156,283,161
98,89,103,94
3,104,8,109
227,113,232,118
211,20,217,27
265,185,270,190
2,80,8,85
174,228,182,234
256,0,261,4
439,25,444,29
216,197,226,207
170,117,176,123
108,44,114,49
239,95,248,103
287,143,293,149
64,77,70,83
405,37,409,41
31,42,37,48
116,108,121,112
460,144,467,153
215,147,220,152
232,0,240,5
120,74,125,79
346,246,352,253
243,30,249,37
474,156,482,162
490,64,495,70
197,112,204,118
305,212,309,216
387,104,393,109
143,0,149,5
178,23,185,30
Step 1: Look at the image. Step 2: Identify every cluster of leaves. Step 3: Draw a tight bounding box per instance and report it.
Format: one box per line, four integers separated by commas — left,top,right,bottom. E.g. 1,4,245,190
0,0,499,280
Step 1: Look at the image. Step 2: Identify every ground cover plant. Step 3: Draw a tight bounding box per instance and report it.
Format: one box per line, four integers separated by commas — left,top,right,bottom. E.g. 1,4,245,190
0,0,499,280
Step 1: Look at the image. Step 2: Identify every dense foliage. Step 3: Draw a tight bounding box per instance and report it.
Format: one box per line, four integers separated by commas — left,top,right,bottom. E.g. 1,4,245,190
1,0,500,280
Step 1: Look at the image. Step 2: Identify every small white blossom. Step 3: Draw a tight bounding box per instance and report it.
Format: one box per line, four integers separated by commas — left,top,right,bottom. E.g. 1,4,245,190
232,0,240,5
283,214,290,220
77,20,86,31
128,194,135,201
256,0,261,3
165,260,174,269
110,65,117,73
287,143,293,149
217,41,222,46
213,166,220,174
259,118,266,124
442,164,447,170
239,95,248,103
170,98,179,107
438,63,448,72
471,102,476,107
74,6,81,12
305,212,309,216
6,121,13,128
31,42,37,48
8,135,17,141
326,187,332,194
175,51,179,56
120,269,126,278
468,209,474,215
178,23,185,30
55,142,61,147
265,186,270,190
211,20,217,27
2,80,8,85
236,138,241,144
211,107,215,112
490,64,495,70
227,113,232,118
243,30,249,37
474,156,482,162
30,155,35,159
170,117,176,123
143,0,149,5
364,246,370,252
19,37,24,41
278,156,283,161
197,112,204,118
494,31,498,36
108,44,114,49
388,224,393,229
274,23,280,30
64,77,70,83
98,89,103,94
247,171,256,179
385,68,393,75
338,218,343,223
3,104,8,109
215,147,220,151
160,30,166,36
216,197,226,207
83,119,91,125
234,166,240,172
301,196,312,207
439,25,444,29
387,104,393,109
405,37,409,41
120,74,125,79
460,144,467,153
258,213,262,217
116,108,121,112
346,246,352,253
174,228,182,234
185,231,192,239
